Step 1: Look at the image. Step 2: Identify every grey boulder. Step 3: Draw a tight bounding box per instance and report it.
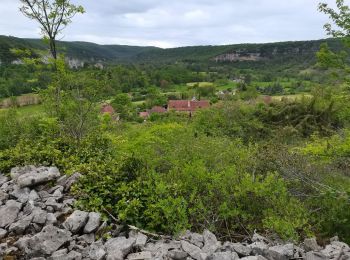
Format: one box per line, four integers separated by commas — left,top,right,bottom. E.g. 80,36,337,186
181,240,203,260
10,186,31,203
0,190,8,203
134,232,148,249
210,252,239,260
241,256,268,260
306,251,329,260
167,250,189,260
0,173,8,186
0,200,22,228
0,228,7,239
105,236,136,260
49,249,82,260
63,210,89,233
202,229,220,255
31,208,48,225
304,238,322,252
16,167,61,188
223,242,252,257
127,251,153,259
27,225,72,256
57,172,82,192
10,165,37,180
181,230,204,248
89,240,106,260
9,214,33,235
83,212,101,233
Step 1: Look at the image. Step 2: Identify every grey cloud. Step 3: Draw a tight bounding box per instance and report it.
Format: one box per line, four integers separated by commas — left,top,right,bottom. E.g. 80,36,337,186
0,0,340,48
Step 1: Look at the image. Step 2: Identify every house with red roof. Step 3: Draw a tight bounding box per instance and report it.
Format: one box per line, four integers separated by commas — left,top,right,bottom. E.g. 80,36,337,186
139,106,167,120
101,104,115,115
149,106,167,114
101,104,119,121
167,100,210,113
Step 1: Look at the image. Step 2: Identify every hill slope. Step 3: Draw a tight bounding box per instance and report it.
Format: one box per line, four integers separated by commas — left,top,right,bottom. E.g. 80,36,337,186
0,35,344,65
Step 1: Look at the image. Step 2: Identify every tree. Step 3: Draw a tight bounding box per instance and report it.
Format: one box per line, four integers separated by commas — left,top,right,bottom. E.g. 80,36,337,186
111,93,134,120
319,0,350,40
42,59,101,143
318,0,350,88
20,0,84,59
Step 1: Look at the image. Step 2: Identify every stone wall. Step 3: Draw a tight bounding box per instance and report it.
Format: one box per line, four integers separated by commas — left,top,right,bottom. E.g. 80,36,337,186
0,166,349,260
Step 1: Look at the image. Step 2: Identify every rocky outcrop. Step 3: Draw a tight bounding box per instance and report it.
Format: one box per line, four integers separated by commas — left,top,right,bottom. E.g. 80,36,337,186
0,166,349,260
214,52,262,62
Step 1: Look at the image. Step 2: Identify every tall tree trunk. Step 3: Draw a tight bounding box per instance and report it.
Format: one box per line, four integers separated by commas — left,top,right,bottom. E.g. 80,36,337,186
49,37,57,60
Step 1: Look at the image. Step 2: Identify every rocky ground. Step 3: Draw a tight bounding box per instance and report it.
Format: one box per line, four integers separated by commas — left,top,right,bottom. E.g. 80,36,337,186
0,166,349,260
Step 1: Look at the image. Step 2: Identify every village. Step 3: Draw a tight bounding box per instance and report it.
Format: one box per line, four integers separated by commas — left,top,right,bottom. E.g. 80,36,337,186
101,98,211,121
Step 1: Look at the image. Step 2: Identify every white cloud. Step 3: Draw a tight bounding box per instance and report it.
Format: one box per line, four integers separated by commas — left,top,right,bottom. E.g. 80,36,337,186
0,0,341,48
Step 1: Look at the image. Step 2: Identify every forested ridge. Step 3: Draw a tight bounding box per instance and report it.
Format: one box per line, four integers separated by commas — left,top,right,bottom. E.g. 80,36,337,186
0,35,344,64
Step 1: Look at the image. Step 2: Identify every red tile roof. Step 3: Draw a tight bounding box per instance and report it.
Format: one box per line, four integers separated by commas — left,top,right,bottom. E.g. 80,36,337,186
101,104,115,115
168,100,210,112
149,106,167,114
139,111,150,118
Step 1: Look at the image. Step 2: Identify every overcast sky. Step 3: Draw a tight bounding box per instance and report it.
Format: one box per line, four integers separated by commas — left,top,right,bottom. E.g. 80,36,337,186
0,0,341,48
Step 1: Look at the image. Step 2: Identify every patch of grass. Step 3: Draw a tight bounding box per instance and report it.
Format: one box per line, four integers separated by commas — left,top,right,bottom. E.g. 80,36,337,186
186,82,214,88
132,101,146,106
271,94,313,101
0,104,45,117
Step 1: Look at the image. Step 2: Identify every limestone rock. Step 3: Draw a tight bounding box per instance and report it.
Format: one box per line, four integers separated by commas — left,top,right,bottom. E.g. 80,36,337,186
0,173,8,186
202,229,220,255
13,235,31,252
241,256,268,260
304,238,322,252
181,230,204,248
89,240,106,260
210,251,239,260
84,212,101,234
16,166,61,188
63,210,89,233
30,208,47,225
127,251,153,259
0,190,9,203
78,233,95,245
181,240,203,260
0,200,22,228
269,243,295,258
10,186,31,203
29,190,40,202
306,251,329,260
9,214,33,235
105,236,136,260
0,228,7,239
50,248,68,259
252,233,271,244
10,165,37,180
51,189,63,201
27,225,72,256
58,172,82,192
134,232,148,249
46,213,57,225
224,242,252,256
249,242,269,256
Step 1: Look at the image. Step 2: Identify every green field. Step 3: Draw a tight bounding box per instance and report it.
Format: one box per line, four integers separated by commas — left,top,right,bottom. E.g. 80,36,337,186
0,104,45,117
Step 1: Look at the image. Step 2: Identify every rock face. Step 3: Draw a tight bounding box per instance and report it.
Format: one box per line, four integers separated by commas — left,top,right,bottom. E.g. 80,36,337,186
0,165,349,260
